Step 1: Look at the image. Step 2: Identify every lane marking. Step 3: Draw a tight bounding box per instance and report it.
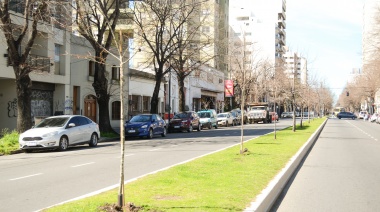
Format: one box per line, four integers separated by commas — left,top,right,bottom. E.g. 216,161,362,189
149,148,162,152
115,154,135,159
10,173,43,181
71,162,95,168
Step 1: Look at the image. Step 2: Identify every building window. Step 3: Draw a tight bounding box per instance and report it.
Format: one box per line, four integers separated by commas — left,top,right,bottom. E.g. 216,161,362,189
143,96,150,112
202,26,210,33
131,95,139,112
89,61,95,76
112,101,121,120
202,9,210,15
112,65,120,80
55,44,61,62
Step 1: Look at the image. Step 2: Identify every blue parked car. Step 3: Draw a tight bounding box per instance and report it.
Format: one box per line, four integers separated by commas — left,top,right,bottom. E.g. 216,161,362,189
125,114,167,139
337,112,357,120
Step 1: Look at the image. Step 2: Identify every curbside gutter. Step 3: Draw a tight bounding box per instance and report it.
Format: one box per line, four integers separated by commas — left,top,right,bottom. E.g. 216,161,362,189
244,118,328,212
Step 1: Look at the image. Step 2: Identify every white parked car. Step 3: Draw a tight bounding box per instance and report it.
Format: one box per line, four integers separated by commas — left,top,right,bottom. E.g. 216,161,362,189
370,113,378,122
217,112,235,127
359,111,368,119
19,115,100,153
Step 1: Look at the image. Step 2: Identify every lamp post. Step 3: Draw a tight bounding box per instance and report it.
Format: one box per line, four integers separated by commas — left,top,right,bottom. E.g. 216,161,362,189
168,67,172,123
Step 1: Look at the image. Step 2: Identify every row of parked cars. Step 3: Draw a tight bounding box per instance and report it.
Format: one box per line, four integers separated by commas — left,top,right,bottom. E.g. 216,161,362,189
124,109,252,139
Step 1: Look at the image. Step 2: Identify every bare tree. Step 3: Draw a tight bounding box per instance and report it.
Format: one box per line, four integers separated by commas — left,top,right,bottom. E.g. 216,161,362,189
131,0,195,113
169,0,215,112
0,0,55,132
73,0,122,133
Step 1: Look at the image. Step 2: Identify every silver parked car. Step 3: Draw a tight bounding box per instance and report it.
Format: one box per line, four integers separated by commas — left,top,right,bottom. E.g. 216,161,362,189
19,115,100,152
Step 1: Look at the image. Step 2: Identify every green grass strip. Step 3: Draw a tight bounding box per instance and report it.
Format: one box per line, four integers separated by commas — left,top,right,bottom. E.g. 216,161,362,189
45,118,326,212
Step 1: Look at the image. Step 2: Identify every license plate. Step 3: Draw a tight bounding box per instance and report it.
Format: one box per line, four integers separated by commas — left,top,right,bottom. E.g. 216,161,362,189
28,142,37,146
128,130,136,133
174,126,180,128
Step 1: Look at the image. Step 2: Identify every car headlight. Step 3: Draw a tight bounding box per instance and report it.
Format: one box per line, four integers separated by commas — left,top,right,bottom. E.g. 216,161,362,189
141,125,148,129
42,131,58,137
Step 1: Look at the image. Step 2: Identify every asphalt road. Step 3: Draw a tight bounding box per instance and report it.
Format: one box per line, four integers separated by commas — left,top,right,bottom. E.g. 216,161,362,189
0,119,295,212
272,118,380,211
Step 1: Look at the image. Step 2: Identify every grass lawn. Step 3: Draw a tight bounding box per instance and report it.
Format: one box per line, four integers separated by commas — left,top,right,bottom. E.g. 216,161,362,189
45,118,326,212
0,129,20,155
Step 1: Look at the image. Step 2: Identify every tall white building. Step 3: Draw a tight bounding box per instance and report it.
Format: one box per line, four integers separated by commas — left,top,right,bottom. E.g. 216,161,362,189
284,50,308,85
229,0,286,67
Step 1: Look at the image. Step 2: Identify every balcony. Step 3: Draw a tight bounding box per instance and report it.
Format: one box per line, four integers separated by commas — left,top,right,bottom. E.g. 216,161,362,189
8,54,51,73
278,19,286,29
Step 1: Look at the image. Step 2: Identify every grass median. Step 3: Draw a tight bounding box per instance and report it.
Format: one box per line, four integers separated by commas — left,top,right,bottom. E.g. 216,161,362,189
45,118,326,212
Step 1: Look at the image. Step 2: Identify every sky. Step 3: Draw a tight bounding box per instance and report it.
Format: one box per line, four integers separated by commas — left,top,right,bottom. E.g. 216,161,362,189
286,0,364,100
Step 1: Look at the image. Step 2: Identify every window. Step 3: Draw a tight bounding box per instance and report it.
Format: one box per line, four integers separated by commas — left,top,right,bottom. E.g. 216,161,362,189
202,9,210,15
89,61,95,76
55,44,61,62
112,65,120,80
143,96,150,112
202,26,210,33
112,101,121,120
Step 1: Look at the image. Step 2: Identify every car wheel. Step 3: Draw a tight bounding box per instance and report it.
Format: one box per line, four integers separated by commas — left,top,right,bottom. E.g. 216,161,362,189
187,125,193,132
58,136,69,151
352,117,355,120
197,123,201,131
338,117,341,119
147,128,153,139
161,127,167,137
89,133,98,147
208,122,212,129
214,123,218,129
226,121,229,127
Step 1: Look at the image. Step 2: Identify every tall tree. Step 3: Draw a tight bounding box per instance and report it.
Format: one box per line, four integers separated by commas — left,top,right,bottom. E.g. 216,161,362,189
0,0,49,132
169,0,216,112
74,0,121,133
131,0,195,113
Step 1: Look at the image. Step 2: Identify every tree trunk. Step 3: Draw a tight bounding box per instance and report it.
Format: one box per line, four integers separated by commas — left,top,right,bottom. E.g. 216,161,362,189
178,76,185,112
92,61,114,133
16,70,33,133
150,71,163,114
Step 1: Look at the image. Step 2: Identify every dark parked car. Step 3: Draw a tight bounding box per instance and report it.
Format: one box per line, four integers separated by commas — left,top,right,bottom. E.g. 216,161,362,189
168,111,201,133
125,114,167,139
337,112,357,120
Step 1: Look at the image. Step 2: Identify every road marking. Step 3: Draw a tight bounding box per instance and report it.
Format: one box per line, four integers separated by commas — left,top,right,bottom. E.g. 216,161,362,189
10,173,43,181
71,162,95,168
115,154,135,159
149,148,162,152
170,145,178,147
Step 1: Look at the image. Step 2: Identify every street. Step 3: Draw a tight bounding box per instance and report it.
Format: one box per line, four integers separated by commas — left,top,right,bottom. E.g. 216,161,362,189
272,118,380,211
0,119,293,212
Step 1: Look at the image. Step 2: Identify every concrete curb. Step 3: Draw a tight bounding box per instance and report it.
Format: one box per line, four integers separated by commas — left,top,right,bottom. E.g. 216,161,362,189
244,118,328,212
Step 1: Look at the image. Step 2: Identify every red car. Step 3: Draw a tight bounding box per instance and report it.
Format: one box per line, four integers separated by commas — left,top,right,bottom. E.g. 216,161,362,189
168,111,201,133
270,112,279,121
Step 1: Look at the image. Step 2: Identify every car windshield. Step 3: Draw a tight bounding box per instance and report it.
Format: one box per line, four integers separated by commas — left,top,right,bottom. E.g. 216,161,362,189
35,117,69,128
198,112,210,118
174,113,190,119
130,115,151,122
218,114,227,118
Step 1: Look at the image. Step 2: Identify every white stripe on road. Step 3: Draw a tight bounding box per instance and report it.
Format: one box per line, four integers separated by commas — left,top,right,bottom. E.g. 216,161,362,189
149,148,162,152
10,173,43,181
115,154,135,159
71,162,95,168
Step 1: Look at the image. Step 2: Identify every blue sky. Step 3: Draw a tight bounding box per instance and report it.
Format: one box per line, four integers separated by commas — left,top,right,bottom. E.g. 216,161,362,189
286,0,364,100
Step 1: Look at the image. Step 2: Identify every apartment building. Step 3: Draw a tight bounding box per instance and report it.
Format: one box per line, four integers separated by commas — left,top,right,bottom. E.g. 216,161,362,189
0,4,72,131
129,0,228,114
283,50,308,85
229,0,286,68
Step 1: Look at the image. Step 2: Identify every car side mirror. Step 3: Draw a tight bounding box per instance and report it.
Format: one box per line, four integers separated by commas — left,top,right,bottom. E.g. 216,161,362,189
125,120,129,123
68,123,76,128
